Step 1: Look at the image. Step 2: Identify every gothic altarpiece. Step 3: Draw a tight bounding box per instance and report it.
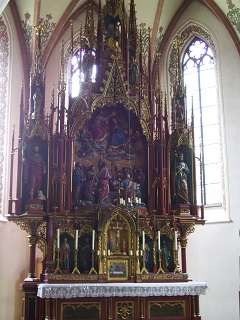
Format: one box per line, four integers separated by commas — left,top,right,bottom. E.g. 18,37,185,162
8,0,206,319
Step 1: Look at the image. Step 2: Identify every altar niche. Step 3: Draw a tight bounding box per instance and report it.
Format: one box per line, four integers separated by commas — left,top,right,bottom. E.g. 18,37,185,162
55,232,74,274
72,104,148,208
22,141,48,211
102,212,134,281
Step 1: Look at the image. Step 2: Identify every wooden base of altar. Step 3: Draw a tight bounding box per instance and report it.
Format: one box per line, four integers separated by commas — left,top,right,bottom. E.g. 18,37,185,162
21,281,206,320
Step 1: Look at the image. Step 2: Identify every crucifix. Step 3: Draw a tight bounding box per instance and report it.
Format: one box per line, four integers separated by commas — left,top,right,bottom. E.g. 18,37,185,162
112,221,123,254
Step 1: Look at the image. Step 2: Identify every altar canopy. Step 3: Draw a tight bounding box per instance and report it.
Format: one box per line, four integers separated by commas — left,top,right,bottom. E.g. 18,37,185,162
8,0,206,319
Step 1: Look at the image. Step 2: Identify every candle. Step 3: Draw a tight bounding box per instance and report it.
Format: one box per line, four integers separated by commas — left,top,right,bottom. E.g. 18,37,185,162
139,198,141,204
123,200,126,205
127,197,131,203
158,230,161,250
175,231,178,249
103,250,106,256
120,198,123,204
108,249,110,256
92,230,95,250
75,229,79,249
142,231,145,250
57,229,60,249
135,197,138,204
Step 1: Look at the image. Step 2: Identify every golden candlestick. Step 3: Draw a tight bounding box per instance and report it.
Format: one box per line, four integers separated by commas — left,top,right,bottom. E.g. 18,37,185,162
89,249,97,274
54,249,62,274
157,250,165,274
136,250,141,274
72,249,80,274
174,249,181,273
140,250,149,274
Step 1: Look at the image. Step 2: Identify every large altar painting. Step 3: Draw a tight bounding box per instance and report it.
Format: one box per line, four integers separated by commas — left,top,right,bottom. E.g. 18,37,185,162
73,104,148,206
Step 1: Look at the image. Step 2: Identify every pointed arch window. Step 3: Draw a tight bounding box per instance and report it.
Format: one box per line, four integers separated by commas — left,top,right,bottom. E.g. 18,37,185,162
183,37,224,207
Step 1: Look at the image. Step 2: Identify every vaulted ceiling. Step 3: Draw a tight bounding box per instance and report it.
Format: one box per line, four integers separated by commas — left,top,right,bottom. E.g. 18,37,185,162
2,0,240,69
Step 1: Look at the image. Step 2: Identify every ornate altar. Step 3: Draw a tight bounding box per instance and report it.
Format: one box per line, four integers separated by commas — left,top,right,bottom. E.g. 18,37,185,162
8,0,206,319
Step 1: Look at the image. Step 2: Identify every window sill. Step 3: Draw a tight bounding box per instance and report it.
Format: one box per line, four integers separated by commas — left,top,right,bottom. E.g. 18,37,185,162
204,206,230,224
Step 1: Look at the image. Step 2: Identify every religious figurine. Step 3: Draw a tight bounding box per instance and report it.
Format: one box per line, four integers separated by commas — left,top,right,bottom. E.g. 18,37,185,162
37,190,46,200
82,47,95,82
80,237,92,273
32,87,43,119
121,173,133,202
171,153,190,204
129,57,139,85
97,161,111,204
161,240,171,272
60,238,70,271
27,145,46,199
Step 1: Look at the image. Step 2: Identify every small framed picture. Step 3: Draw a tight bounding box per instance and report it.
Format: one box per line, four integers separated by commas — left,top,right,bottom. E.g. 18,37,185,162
107,259,128,281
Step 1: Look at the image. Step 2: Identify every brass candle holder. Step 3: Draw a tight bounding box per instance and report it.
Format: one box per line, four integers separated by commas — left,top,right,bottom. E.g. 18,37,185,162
156,249,165,274
140,249,149,274
54,249,62,274
72,249,80,274
89,249,97,274
136,250,141,274
173,248,181,273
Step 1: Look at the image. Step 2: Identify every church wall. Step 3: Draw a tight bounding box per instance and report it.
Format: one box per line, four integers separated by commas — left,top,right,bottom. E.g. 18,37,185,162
0,221,29,320
0,6,30,320
3,5,23,208
171,2,240,320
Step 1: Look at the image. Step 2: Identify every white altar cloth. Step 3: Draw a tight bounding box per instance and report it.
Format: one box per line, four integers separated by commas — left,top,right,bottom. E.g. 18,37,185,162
37,282,207,299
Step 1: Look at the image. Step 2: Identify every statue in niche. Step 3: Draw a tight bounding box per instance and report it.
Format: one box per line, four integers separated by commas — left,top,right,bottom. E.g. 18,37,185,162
60,237,71,271
26,145,46,199
162,240,171,272
32,87,43,119
171,153,190,204
129,57,139,85
31,76,44,119
79,236,92,273
82,45,95,82
159,236,173,272
175,99,184,123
